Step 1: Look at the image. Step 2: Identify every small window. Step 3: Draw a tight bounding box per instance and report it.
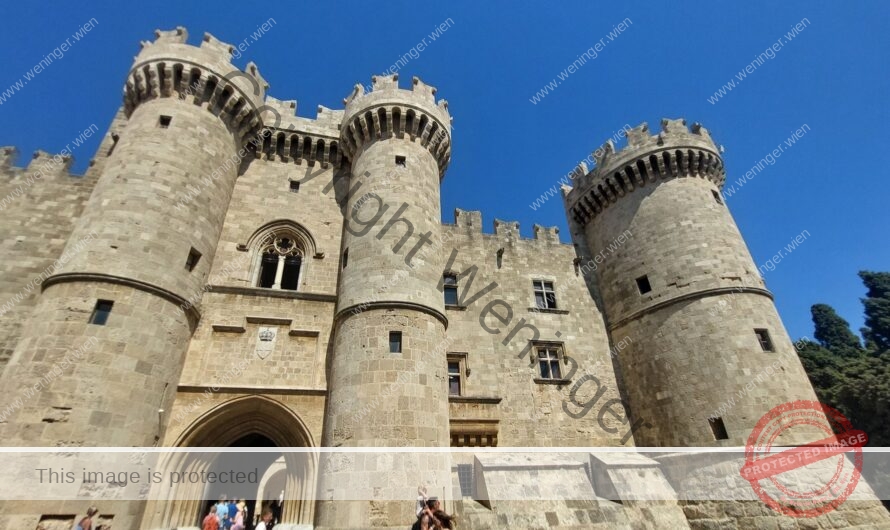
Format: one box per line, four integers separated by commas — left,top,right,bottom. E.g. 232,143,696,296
89,300,114,326
342,248,348,269
280,255,301,291
395,155,406,167
709,417,729,440
537,346,562,380
289,180,300,193
389,331,402,353
258,250,278,288
443,274,459,306
159,115,172,128
185,247,201,271
533,280,557,309
712,189,723,205
447,360,462,396
636,275,652,294
755,328,774,352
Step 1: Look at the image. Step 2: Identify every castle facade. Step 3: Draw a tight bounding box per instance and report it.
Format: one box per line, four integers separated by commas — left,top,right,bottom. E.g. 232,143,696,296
0,27,887,530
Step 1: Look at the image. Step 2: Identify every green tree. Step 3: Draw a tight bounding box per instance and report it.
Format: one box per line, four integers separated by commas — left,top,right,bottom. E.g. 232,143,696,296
860,271,890,353
811,304,863,357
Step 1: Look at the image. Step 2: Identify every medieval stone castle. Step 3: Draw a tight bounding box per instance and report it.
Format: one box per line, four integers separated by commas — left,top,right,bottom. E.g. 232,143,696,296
0,27,887,529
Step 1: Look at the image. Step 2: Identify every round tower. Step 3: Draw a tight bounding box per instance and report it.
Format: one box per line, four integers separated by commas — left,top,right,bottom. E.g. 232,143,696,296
0,27,266,447
564,119,824,447
315,74,453,528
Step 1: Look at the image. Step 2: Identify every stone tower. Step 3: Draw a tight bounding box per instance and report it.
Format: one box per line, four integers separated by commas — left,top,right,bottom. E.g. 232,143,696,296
564,119,824,447
315,74,453,528
0,27,265,449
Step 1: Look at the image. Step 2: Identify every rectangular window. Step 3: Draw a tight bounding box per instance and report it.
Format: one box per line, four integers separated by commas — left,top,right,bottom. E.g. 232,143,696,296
159,115,172,128
755,328,774,352
389,331,402,353
709,417,729,440
289,180,300,193
395,155,406,167
342,248,348,269
448,360,462,396
185,247,201,271
89,300,114,326
636,275,652,294
712,189,724,205
533,280,557,309
443,274,459,306
537,346,562,380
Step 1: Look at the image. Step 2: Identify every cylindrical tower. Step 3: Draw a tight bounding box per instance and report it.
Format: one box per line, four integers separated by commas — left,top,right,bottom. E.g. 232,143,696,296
564,118,824,447
315,74,453,528
0,27,265,448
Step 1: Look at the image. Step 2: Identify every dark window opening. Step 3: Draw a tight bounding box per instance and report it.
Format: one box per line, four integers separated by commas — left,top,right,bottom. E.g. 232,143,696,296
289,180,300,193
712,189,724,205
342,249,348,269
258,251,278,288
537,347,562,379
444,274,459,306
636,275,652,294
448,361,462,396
709,417,729,440
755,328,774,352
395,155,406,167
185,247,201,271
159,115,172,128
389,331,402,353
89,300,114,326
533,280,557,309
280,256,301,291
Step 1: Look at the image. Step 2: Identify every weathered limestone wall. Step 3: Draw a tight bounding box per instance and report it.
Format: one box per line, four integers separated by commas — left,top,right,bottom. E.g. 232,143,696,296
441,210,631,448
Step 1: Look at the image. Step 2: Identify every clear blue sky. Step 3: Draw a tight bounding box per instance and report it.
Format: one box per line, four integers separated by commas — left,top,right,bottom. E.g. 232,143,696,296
1,2,887,341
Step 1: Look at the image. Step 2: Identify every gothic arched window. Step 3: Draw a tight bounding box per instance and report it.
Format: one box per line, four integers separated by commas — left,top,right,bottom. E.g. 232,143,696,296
248,221,316,292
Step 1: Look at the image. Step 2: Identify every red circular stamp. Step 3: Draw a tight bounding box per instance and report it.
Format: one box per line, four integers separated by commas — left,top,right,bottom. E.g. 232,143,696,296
740,400,867,518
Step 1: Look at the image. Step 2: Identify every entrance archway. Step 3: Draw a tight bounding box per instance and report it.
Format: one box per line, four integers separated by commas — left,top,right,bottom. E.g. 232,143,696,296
139,395,316,529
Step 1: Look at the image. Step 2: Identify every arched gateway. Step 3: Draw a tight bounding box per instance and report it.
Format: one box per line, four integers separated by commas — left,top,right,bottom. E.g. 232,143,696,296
139,396,316,529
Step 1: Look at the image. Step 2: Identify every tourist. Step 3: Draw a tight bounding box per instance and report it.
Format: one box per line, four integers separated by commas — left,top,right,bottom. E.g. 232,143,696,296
227,498,237,529
231,499,245,530
415,497,456,530
215,495,229,526
415,485,428,519
255,509,274,530
74,506,99,530
202,505,219,530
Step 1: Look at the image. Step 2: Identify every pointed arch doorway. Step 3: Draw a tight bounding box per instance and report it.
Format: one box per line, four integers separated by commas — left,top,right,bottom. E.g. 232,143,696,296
140,396,317,529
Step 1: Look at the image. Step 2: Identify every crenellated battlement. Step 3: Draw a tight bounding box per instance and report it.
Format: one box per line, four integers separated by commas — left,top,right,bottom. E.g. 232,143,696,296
565,118,725,226
254,97,344,168
339,74,452,177
447,208,563,244
124,27,268,144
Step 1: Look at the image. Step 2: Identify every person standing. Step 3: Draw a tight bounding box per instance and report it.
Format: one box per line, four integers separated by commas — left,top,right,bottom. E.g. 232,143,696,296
74,506,99,530
202,505,220,530
215,495,229,527
255,509,274,530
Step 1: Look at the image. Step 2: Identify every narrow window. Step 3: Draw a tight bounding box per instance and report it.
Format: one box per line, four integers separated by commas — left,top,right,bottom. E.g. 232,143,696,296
389,331,402,353
712,189,723,205
289,180,300,193
533,280,557,309
448,360,462,396
537,346,562,380
443,274,459,306
89,300,114,326
185,247,201,271
755,328,774,352
342,248,348,269
636,275,652,294
107,133,119,156
709,417,729,440
280,255,301,291
258,250,278,288
395,155,406,167
159,115,172,128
